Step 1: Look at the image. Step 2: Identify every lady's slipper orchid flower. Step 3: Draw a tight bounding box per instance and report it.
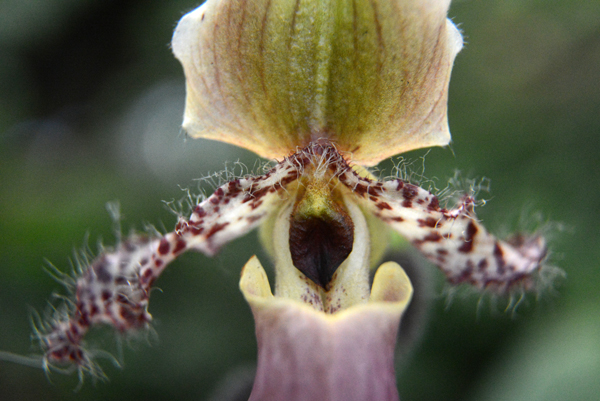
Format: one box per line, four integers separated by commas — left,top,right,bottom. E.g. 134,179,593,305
34,0,550,398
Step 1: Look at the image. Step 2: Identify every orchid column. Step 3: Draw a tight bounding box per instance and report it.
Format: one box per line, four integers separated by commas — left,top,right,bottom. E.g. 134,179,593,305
37,0,550,399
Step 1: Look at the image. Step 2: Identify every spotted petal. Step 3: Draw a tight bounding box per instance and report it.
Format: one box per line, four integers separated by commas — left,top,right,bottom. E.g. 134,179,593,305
38,157,302,373
336,170,548,293
172,0,463,165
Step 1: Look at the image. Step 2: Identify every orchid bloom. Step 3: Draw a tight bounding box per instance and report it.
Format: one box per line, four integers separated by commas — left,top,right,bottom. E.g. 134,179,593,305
36,0,550,399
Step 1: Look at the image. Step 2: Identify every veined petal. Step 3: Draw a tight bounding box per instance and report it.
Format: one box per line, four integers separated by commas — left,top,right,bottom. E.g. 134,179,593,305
240,256,412,401
172,0,462,165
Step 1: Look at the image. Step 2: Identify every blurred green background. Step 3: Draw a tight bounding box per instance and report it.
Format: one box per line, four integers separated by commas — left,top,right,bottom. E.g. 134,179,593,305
1,0,599,400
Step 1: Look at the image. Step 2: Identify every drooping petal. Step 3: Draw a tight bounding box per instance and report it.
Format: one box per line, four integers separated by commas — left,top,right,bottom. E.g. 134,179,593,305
337,170,548,293
258,140,548,294
38,157,302,373
240,256,413,401
172,0,463,165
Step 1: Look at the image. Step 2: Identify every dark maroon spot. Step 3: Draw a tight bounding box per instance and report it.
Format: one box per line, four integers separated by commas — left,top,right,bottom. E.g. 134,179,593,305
116,294,130,305
376,202,392,210
66,327,76,343
396,180,404,191
496,260,507,275
251,187,269,199
423,232,443,242
119,307,136,325
158,238,170,255
250,200,263,210
492,244,507,276
483,278,503,289
418,217,438,228
70,349,84,362
210,197,220,205
247,215,263,224
94,260,112,283
416,199,425,205
206,222,230,239
458,221,478,253
175,221,188,232
389,216,404,222
50,348,68,361
155,259,163,268
115,276,128,285
402,184,418,201
354,183,368,197
450,260,475,284
402,200,412,208
140,258,149,266
74,349,85,362
280,172,299,186
493,242,505,269
229,186,242,197
194,206,207,217
369,196,378,202
414,232,443,246
173,239,187,254
143,269,153,278
214,188,224,198
190,226,204,236
90,304,99,316
437,248,449,255
428,196,440,211
367,186,381,196
508,271,526,284
77,310,90,326
69,324,80,338
101,290,112,301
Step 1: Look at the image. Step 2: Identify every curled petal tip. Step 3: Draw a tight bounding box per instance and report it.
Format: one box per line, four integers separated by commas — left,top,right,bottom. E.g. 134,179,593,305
370,261,413,309
239,255,274,303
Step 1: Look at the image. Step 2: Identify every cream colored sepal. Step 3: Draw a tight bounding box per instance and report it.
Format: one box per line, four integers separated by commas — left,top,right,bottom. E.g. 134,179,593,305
240,256,413,401
172,0,463,165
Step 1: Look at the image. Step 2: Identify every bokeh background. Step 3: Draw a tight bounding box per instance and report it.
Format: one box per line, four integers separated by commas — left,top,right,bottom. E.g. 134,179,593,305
1,0,599,400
